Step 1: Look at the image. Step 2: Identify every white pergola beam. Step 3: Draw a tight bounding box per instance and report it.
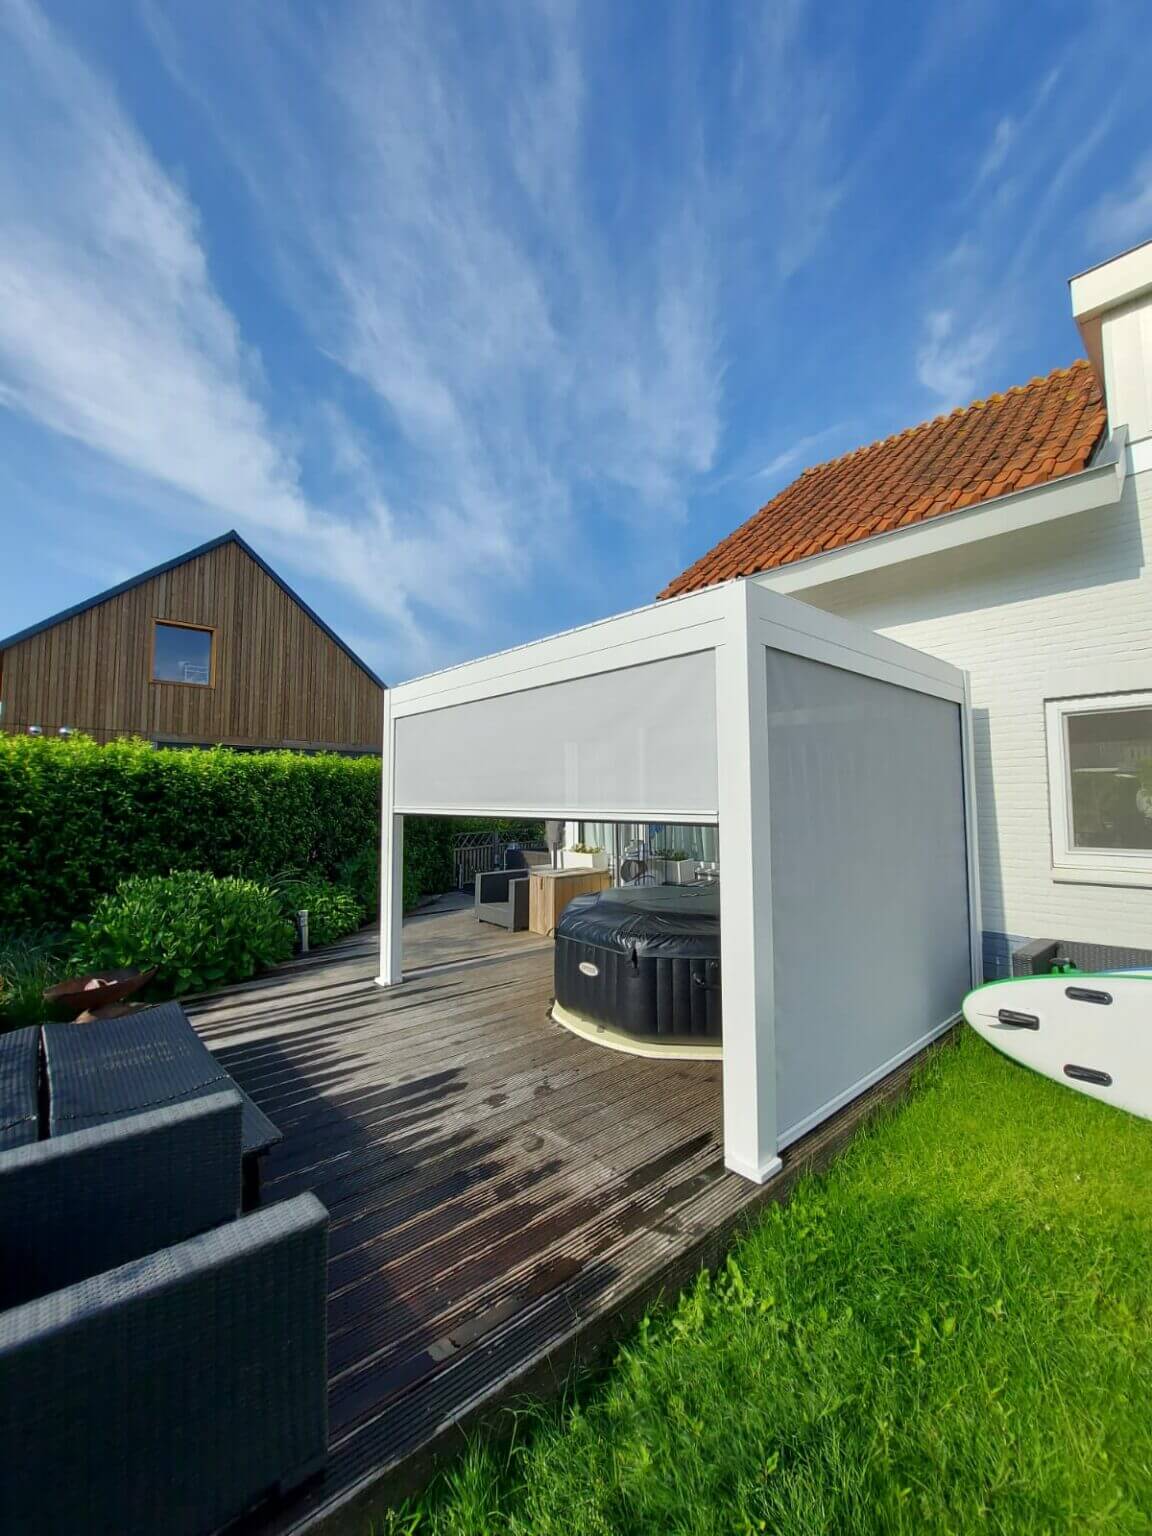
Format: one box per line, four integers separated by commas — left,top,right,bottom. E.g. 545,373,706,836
377,689,404,986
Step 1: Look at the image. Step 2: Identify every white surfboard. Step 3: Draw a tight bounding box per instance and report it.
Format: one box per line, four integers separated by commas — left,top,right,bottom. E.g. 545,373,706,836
962,973,1152,1121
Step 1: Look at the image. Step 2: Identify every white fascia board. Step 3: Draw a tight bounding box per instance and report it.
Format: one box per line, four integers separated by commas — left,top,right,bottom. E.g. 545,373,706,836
753,433,1127,596
388,582,733,717
1069,245,1152,380
1071,240,1152,374
1070,240,1152,320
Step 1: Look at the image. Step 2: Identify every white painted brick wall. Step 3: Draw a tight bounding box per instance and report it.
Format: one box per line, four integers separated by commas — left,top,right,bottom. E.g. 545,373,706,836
783,465,1152,954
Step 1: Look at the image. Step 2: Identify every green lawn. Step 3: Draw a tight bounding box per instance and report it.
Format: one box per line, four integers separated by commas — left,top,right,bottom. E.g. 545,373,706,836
372,1029,1152,1536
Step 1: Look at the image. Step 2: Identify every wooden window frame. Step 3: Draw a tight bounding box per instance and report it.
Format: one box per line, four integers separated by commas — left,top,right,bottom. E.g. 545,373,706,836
151,618,217,689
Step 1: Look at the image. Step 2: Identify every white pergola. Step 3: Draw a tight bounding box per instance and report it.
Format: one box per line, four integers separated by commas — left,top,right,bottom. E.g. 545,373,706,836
379,579,979,1184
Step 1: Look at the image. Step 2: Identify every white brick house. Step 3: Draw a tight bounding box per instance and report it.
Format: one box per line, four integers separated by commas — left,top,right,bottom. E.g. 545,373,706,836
662,242,1152,976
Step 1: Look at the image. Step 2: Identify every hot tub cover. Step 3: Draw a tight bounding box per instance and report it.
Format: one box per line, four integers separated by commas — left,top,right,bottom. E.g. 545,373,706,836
556,883,720,959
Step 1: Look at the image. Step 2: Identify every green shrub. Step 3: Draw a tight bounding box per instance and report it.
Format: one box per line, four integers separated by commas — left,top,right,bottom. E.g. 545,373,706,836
273,875,364,948
0,734,381,930
0,928,69,1028
337,844,380,919
70,872,295,996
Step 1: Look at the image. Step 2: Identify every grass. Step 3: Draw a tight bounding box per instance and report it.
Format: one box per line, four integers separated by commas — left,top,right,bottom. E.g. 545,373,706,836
0,927,69,1028
368,1030,1152,1536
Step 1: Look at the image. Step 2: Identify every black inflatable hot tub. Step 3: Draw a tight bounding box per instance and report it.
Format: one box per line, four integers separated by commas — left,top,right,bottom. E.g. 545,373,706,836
554,883,721,1043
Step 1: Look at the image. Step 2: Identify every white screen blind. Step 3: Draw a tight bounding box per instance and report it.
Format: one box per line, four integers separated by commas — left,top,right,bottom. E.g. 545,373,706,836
393,650,718,817
763,649,971,1143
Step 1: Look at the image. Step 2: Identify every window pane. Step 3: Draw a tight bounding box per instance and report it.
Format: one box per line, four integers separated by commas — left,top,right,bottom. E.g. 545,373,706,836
153,623,213,685
1067,708,1152,851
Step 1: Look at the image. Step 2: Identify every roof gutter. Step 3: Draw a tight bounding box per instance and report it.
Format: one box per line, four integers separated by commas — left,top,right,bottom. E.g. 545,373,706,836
753,426,1129,596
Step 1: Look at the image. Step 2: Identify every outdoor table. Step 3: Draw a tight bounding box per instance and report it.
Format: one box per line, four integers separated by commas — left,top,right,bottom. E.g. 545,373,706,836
527,866,612,935
0,1026,40,1151
42,1002,280,1207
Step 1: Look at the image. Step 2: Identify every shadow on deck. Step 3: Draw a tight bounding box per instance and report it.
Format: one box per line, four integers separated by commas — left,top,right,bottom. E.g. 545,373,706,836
186,896,941,1534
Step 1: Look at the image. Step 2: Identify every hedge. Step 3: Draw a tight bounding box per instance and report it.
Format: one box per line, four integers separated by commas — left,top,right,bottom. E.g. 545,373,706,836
0,734,380,930
0,735,545,932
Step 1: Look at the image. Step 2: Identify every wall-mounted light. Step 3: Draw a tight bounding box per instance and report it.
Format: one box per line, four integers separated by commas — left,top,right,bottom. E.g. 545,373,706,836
57,726,73,737
27,725,42,736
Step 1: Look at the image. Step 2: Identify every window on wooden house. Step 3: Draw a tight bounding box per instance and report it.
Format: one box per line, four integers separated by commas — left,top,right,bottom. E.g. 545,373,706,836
152,621,214,686
1046,692,1152,883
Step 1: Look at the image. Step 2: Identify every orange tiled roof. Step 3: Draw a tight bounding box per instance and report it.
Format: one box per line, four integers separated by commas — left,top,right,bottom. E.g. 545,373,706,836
659,360,1106,599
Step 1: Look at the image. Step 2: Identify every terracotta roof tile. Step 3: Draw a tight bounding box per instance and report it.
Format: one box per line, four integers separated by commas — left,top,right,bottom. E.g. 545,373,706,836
659,361,1106,599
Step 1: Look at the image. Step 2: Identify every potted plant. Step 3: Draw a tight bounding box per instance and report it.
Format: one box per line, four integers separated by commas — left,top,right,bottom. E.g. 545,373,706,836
563,842,608,872
651,847,697,884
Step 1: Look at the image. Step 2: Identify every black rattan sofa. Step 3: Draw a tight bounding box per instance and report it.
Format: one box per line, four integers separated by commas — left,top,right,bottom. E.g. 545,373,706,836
0,1090,328,1536
1012,936,1152,974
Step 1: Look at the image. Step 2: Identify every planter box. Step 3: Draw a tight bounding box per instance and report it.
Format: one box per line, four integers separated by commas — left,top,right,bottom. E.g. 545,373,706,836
656,857,698,885
1012,936,1152,976
563,849,608,872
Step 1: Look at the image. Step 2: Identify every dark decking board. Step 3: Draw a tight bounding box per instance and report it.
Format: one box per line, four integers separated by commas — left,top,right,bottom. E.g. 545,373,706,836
186,900,947,1535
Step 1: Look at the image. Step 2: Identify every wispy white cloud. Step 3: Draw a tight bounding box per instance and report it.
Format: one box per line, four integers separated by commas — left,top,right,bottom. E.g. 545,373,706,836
971,69,1061,194
0,0,439,661
910,49,1111,409
0,0,306,533
974,117,1017,187
732,1,847,279
297,1,727,516
916,309,997,403
1088,155,1152,252
753,424,852,482
1,0,861,671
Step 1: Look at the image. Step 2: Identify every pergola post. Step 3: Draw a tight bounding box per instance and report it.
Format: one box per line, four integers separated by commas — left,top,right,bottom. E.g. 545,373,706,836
715,583,781,1183
377,692,404,987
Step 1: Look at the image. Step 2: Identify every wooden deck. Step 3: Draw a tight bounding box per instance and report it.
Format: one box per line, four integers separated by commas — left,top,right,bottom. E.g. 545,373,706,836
187,894,942,1534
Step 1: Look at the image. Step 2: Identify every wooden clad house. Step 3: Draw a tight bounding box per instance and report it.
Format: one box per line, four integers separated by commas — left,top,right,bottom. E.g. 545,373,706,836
0,531,385,753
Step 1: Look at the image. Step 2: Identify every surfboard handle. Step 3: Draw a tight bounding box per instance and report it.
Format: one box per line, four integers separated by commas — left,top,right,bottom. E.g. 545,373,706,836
1064,986,1113,1006
1063,1063,1113,1087
995,1008,1041,1030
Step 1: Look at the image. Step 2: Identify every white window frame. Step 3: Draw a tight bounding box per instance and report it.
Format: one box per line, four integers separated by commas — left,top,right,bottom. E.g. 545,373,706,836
1046,690,1152,886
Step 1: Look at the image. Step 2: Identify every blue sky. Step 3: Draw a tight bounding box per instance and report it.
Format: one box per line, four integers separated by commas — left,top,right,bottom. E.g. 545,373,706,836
1,0,1150,682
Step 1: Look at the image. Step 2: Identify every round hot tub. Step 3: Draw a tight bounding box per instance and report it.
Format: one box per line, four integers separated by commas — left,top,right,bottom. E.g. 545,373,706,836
552,883,721,1057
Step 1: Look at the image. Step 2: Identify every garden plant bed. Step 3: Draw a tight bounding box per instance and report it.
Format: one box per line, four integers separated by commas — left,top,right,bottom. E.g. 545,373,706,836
374,1029,1152,1536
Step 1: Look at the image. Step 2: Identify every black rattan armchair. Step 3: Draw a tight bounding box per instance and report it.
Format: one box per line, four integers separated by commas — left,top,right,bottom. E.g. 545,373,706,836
476,868,531,930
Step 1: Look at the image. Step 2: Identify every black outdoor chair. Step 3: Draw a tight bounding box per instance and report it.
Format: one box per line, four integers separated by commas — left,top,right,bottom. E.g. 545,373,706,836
475,869,531,930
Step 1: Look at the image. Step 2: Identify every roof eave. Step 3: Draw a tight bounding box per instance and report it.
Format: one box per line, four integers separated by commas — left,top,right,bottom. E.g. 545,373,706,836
747,426,1128,596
